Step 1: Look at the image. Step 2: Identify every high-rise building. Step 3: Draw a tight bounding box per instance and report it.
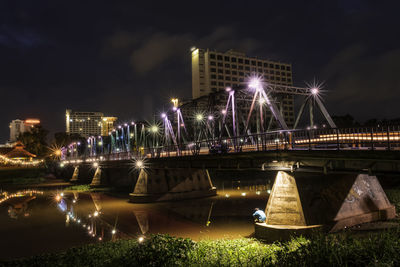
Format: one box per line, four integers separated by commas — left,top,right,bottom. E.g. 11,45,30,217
65,110,117,138
191,48,295,127
101,117,118,136
9,119,41,142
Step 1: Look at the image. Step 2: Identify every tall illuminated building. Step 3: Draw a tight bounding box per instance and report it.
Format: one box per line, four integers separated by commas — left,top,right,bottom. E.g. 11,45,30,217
65,110,118,137
191,48,295,126
101,117,118,136
9,119,41,142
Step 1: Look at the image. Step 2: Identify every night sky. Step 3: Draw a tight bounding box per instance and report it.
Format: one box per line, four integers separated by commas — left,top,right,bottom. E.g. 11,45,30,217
1,1,399,142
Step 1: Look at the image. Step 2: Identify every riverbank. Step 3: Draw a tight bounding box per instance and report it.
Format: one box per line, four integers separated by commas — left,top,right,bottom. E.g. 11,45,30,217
3,228,400,266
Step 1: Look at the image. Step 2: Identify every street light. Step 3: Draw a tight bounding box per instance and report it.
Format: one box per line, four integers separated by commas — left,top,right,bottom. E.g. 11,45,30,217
196,114,204,122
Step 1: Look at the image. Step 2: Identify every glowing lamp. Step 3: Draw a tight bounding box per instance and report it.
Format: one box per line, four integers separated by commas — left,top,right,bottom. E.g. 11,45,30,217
112,229,116,235
93,162,99,168
249,78,262,91
161,113,166,118
225,87,232,92
150,125,158,133
138,236,145,243
195,114,204,121
136,160,144,169
208,115,213,121
311,87,319,95
221,110,227,115
93,211,99,217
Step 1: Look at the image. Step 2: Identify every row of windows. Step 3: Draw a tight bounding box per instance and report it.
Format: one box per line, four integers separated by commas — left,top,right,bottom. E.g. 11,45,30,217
210,68,291,77
208,53,291,71
210,75,292,83
209,61,292,73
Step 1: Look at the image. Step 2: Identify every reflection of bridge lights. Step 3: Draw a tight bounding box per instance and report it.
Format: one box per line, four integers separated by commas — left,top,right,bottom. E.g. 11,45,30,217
55,194,62,202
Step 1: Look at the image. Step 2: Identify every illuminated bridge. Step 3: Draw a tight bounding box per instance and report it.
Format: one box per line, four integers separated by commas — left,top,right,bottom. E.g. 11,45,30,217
59,78,400,236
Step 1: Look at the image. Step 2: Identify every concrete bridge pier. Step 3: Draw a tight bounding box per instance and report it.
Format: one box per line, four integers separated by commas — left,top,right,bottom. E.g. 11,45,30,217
255,171,396,240
70,166,79,182
90,167,103,187
129,168,217,203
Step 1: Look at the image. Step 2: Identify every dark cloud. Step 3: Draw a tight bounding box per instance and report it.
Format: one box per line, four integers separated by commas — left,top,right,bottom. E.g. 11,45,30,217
321,45,400,120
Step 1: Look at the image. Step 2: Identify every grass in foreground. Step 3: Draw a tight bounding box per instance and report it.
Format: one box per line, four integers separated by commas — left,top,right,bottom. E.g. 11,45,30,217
3,228,400,267
63,184,93,192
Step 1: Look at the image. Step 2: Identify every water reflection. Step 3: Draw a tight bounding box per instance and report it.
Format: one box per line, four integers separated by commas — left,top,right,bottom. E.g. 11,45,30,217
0,182,272,259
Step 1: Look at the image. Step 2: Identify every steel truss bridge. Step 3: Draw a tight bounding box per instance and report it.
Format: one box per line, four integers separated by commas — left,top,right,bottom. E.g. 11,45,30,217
61,80,400,165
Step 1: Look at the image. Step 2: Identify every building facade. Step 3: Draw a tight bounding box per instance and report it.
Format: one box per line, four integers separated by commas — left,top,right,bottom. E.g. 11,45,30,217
101,117,118,136
66,110,117,138
9,119,40,142
191,48,295,127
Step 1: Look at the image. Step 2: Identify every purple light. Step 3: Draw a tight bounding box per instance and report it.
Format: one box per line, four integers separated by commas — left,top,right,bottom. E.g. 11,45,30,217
208,115,213,121
77,142,81,145
225,87,232,92
221,110,227,115
124,123,128,127
131,121,135,125
161,113,166,118
118,125,121,129
249,78,262,91
311,87,319,95
172,107,177,111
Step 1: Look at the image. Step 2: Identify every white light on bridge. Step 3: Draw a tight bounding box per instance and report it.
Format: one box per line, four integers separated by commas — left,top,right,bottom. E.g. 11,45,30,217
196,114,204,121
311,87,319,95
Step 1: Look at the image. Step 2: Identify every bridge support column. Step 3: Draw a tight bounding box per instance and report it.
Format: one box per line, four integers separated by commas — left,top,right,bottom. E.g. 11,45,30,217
129,169,217,203
90,167,103,187
70,166,79,183
255,171,395,240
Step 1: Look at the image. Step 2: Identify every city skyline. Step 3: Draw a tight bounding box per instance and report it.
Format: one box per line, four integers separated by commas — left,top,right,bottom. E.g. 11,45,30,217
1,1,399,142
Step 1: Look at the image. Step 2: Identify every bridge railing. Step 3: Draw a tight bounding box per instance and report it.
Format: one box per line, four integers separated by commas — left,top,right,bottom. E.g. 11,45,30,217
62,126,400,162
